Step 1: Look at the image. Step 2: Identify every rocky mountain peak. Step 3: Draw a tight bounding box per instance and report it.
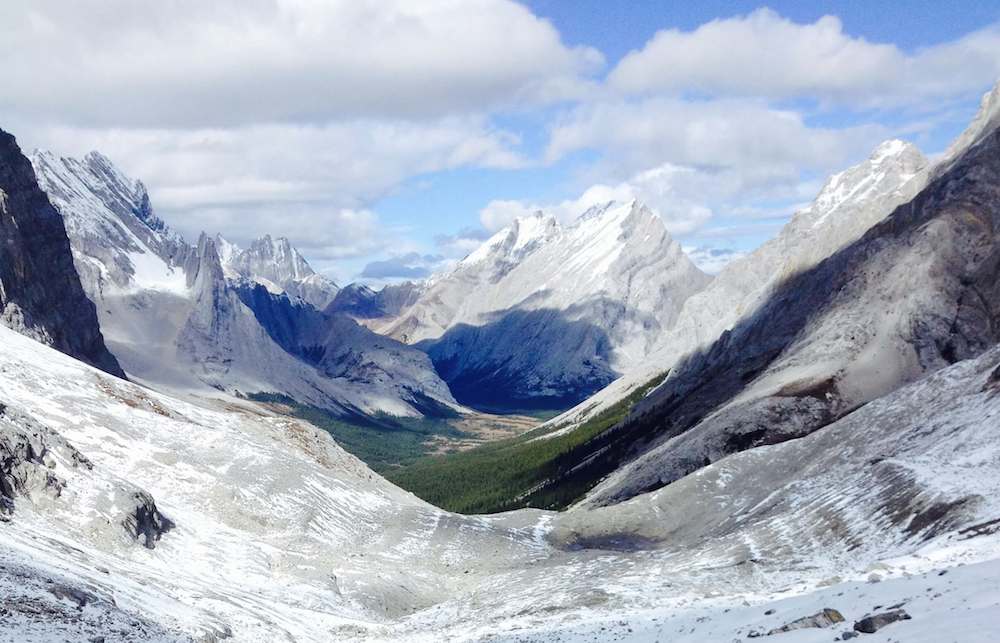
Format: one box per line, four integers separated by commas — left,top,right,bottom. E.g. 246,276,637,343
186,232,225,292
217,233,339,310
797,139,928,231
458,211,560,271
941,80,1000,165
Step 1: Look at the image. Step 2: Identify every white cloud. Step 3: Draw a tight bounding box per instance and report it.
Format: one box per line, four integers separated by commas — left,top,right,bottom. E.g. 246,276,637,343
682,246,749,275
0,0,602,128
26,118,525,260
609,8,1000,106
546,98,882,176
359,252,448,280
434,227,492,257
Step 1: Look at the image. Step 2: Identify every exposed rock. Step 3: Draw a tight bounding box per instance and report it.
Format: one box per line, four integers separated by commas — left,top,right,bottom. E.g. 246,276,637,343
853,609,912,634
0,131,123,377
326,281,424,322
0,400,173,549
0,404,89,519
124,490,175,550
766,608,844,635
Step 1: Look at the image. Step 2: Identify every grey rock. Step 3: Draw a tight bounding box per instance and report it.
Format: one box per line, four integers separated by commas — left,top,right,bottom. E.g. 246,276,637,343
766,608,844,635
853,609,912,633
217,234,339,310
32,148,458,419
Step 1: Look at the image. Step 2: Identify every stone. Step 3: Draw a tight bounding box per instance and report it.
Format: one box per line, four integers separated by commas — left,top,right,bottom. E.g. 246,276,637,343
767,608,845,635
853,609,912,634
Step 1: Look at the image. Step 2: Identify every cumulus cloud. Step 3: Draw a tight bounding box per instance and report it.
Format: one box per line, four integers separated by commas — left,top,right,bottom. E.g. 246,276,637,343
359,252,446,280
434,227,493,258
0,0,602,128
682,246,749,275
609,8,1000,106
546,98,882,177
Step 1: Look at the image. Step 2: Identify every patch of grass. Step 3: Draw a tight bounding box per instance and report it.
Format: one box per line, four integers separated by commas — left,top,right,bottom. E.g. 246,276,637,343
247,393,467,473
384,372,668,514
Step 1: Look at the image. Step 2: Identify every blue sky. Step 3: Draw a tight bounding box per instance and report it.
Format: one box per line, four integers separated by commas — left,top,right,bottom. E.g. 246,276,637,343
3,1,999,282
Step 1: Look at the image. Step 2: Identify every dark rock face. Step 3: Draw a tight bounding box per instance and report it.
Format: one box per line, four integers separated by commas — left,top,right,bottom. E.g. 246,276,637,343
421,306,618,411
853,609,911,633
0,130,123,377
125,491,175,550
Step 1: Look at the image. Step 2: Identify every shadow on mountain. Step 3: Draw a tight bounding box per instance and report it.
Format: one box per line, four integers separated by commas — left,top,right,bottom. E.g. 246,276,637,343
419,306,618,413
529,127,1000,509
233,281,460,421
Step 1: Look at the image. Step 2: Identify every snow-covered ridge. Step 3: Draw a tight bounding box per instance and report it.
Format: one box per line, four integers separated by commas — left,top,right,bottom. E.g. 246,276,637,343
31,150,192,297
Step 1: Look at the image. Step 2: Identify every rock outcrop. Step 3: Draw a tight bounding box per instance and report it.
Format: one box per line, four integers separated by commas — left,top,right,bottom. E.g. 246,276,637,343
0,131,123,377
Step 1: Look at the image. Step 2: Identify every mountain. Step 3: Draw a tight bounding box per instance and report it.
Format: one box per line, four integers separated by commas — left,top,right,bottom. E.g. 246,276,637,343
547,137,931,436
528,85,1000,509
218,234,340,310
382,201,711,408
30,149,458,419
0,133,123,377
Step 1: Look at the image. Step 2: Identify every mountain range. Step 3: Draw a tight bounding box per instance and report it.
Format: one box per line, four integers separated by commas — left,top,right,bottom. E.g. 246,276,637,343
30,149,458,419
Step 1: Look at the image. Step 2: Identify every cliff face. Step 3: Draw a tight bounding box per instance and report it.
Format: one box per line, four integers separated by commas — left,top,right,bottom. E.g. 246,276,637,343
0,129,123,377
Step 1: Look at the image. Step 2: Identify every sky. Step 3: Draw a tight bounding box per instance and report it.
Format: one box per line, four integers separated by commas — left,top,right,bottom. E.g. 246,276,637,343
2,1,999,283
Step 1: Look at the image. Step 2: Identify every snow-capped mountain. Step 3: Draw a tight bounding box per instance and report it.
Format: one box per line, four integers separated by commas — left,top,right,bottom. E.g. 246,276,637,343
0,134,123,377
30,149,458,418
548,137,931,433
382,201,711,407
218,234,340,310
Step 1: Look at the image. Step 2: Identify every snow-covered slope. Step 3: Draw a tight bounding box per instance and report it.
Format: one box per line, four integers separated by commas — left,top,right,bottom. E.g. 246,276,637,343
547,137,930,433
218,234,340,310
383,201,711,407
1,318,998,641
31,150,457,418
